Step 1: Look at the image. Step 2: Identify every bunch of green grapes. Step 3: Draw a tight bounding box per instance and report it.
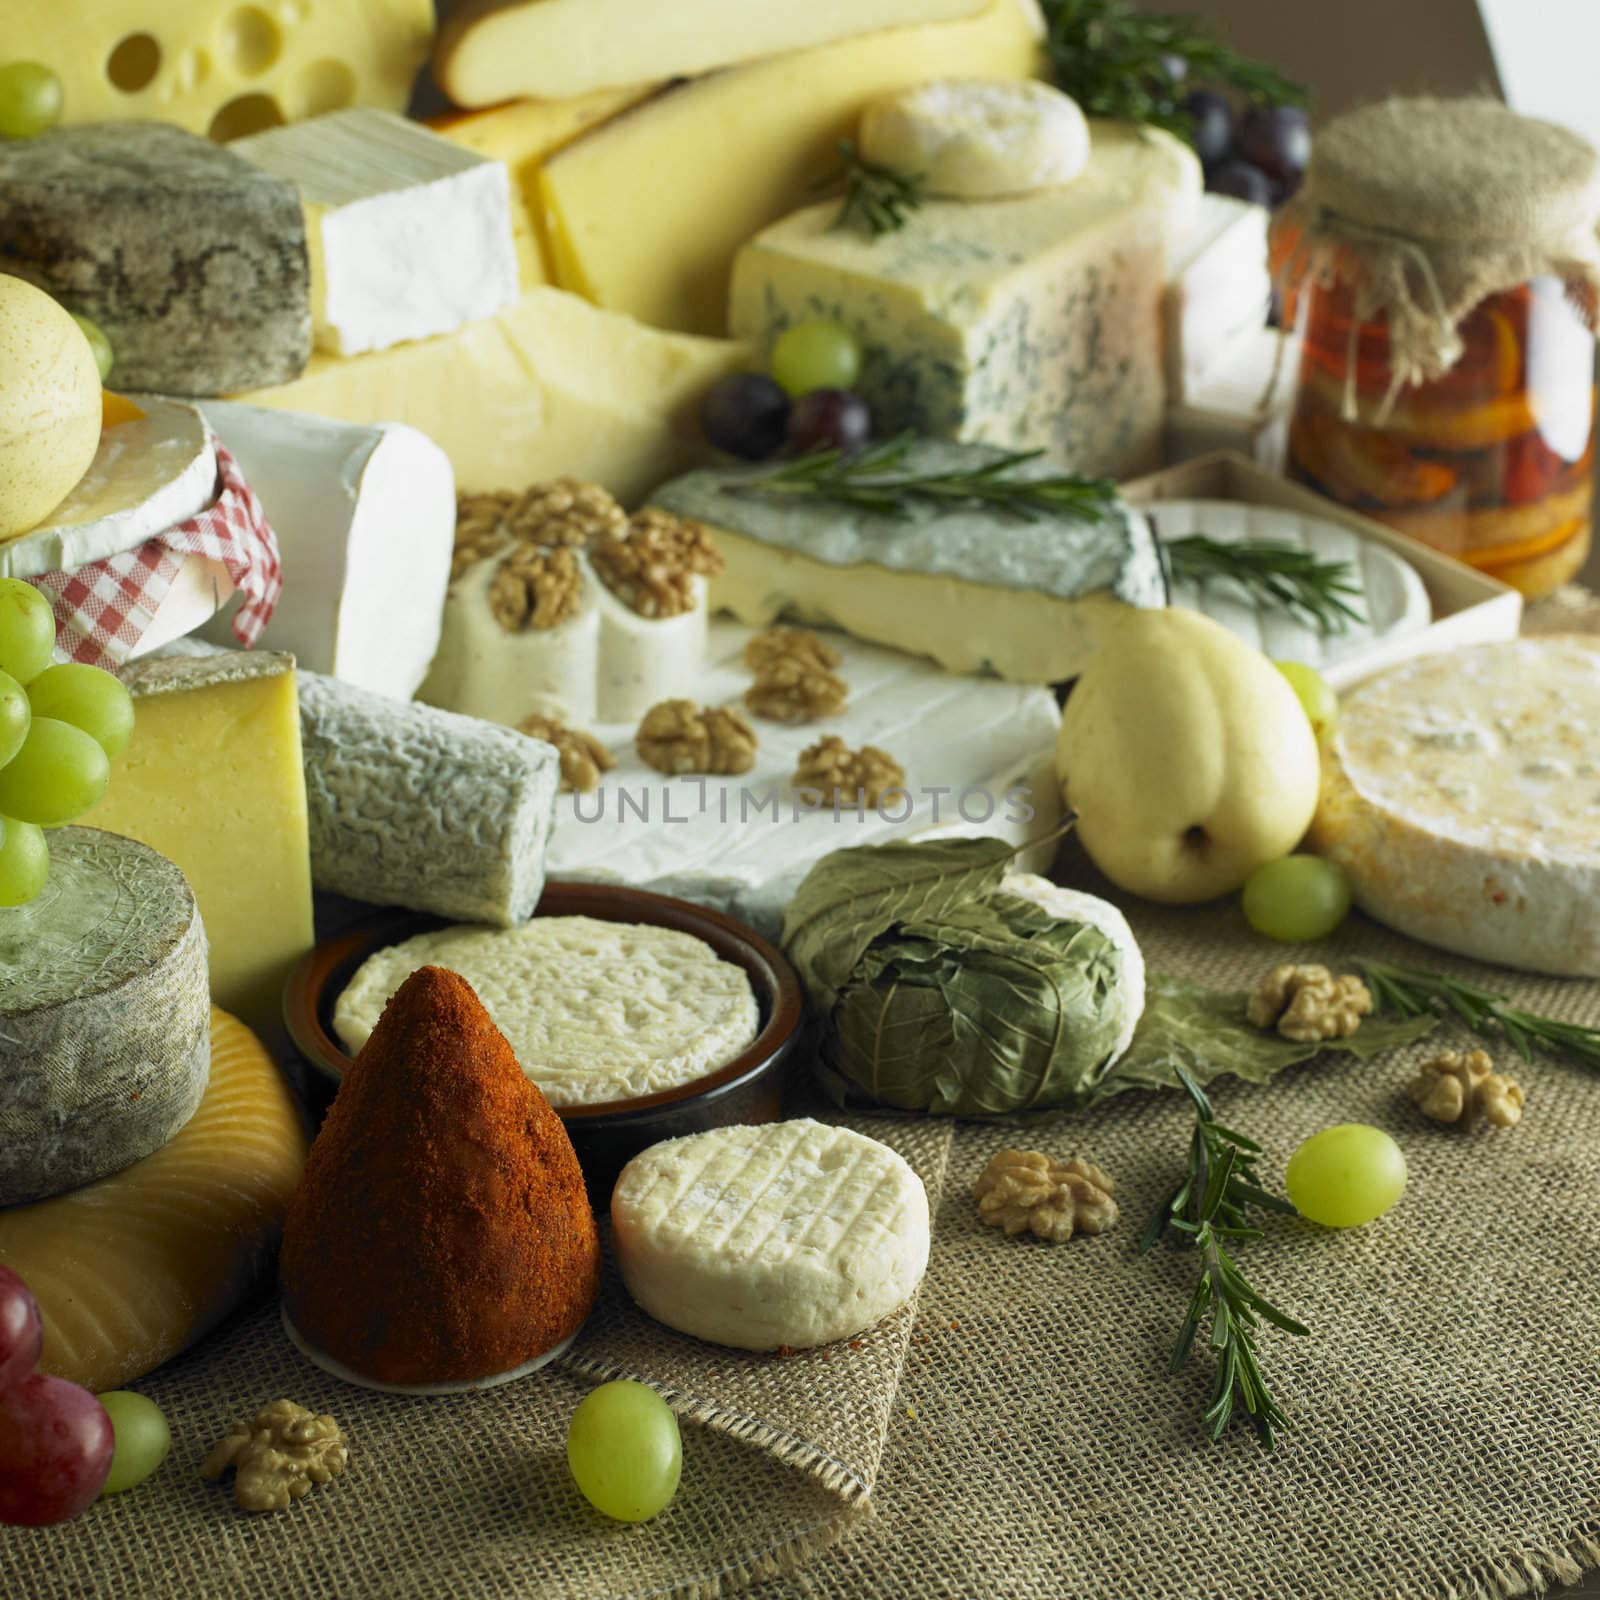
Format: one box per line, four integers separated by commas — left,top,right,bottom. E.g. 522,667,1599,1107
0,580,134,905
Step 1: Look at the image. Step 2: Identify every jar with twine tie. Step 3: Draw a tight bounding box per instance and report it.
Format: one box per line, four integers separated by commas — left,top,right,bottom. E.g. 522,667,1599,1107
1272,97,1600,597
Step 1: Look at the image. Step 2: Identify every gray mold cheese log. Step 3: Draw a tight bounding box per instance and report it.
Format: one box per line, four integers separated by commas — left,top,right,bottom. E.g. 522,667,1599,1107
0,122,311,395
0,827,211,1207
298,672,560,927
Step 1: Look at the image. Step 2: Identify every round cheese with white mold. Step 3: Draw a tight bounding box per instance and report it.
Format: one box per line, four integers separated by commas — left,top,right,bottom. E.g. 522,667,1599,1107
592,565,709,723
0,827,210,1206
859,79,1092,199
1309,637,1600,977
611,1119,930,1351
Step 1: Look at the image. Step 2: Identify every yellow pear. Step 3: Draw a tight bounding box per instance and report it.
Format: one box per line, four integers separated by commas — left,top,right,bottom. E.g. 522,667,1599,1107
0,275,102,541
1055,608,1319,904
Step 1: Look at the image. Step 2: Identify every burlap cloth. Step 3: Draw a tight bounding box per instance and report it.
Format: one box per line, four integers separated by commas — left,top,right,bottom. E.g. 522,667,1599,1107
4,592,1598,1600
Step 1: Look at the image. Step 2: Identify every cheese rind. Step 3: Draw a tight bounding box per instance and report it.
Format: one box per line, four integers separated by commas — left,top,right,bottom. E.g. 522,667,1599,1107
611,1120,930,1351
298,671,558,926
1309,638,1600,976
436,0,989,105
1164,194,1272,400
537,0,1046,334
0,124,310,396
0,1009,307,1394
0,828,210,1207
730,121,1201,476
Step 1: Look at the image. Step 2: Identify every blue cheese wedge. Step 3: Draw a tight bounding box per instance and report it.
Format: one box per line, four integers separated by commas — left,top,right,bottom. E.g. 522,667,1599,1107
0,828,210,1206
611,1120,930,1350
649,441,1165,683
333,916,759,1108
1309,638,1600,976
729,120,1200,477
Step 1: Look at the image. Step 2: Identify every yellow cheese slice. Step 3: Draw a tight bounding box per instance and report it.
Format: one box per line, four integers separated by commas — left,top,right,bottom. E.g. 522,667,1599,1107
0,1008,307,1394
233,286,747,501
82,653,315,1040
538,0,1047,334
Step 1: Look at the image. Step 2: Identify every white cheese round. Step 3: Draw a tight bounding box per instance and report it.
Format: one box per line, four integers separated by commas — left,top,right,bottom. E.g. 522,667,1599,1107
0,827,210,1205
859,79,1091,198
1309,637,1600,976
334,915,761,1107
593,567,709,724
611,1119,930,1351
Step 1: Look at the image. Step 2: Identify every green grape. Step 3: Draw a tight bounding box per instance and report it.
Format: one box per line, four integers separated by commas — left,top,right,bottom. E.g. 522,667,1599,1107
1285,1124,1407,1228
566,1380,682,1523
0,718,109,826
0,63,63,140
0,580,56,686
770,320,862,398
1242,854,1351,942
96,1392,171,1495
0,817,48,907
1274,660,1338,741
26,663,134,758
0,669,29,770
71,315,114,384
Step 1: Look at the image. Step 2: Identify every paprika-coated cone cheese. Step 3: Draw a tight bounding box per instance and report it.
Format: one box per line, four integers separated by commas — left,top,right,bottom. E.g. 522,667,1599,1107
280,966,601,1387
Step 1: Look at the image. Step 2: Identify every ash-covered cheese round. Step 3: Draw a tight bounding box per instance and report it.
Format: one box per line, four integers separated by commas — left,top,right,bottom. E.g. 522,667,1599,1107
1309,638,1600,976
0,827,210,1206
611,1120,930,1351
334,915,760,1107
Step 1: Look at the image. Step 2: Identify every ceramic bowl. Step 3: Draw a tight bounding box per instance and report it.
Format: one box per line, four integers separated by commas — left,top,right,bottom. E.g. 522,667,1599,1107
283,882,805,1198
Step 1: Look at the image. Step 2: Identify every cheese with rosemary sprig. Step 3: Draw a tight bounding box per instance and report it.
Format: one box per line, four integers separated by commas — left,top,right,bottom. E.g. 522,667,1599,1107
729,120,1200,478
647,440,1166,683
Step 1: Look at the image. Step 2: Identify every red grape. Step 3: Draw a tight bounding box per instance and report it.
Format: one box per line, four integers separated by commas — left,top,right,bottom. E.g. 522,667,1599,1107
1207,159,1274,207
1185,89,1234,170
1237,105,1312,184
701,373,791,461
786,388,871,455
0,1265,42,1395
0,1373,114,1525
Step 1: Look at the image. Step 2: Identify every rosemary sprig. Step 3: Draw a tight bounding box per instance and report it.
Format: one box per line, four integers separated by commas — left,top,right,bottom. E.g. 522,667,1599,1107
1040,0,1305,141
731,432,1118,525
1142,1068,1307,1449
1163,535,1367,636
1360,959,1600,1071
822,139,926,238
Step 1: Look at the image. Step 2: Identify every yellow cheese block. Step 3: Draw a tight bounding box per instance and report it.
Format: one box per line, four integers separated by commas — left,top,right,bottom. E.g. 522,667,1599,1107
234,286,748,501
0,1008,307,1394
538,0,1047,334
82,653,315,1038
22,0,433,139
435,0,990,105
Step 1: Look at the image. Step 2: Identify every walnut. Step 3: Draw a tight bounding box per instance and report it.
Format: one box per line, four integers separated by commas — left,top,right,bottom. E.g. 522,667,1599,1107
1247,963,1373,1043
973,1151,1119,1243
505,476,627,548
792,736,905,808
636,699,757,776
745,656,849,724
488,544,584,632
451,491,515,580
743,626,842,675
591,509,723,619
202,1400,348,1513
1409,1048,1525,1129
519,712,615,794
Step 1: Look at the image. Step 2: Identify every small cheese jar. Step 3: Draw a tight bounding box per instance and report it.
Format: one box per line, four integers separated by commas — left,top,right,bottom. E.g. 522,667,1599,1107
1273,98,1600,598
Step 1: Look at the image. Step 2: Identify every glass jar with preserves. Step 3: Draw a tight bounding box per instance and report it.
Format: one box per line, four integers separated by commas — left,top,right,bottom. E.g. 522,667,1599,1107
1274,98,1600,598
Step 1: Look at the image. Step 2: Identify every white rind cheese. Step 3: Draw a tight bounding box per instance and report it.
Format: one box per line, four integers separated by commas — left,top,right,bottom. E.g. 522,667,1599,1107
611,1120,931,1351
859,79,1091,198
197,402,455,700
0,828,210,1206
1309,638,1600,976
334,915,760,1108
297,670,558,926
1164,194,1271,401
592,570,708,724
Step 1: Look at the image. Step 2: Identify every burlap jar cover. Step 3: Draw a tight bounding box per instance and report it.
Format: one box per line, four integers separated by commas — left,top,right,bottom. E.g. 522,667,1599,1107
1276,97,1600,412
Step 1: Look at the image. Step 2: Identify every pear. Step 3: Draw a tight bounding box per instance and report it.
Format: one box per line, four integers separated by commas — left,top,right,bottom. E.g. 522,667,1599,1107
1055,608,1319,904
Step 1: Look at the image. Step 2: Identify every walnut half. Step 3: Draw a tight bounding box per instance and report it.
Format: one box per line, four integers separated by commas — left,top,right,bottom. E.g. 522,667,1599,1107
973,1151,1118,1243
202,1399,348,1513
636,699,757,776
1409,1048,1525,1129
1247,964,1373,1043
520,712,615,794
745,655,849,724
743,626,842,675
591,509,723,619
792,736,905,808
505,476,627,548
488,544,584,633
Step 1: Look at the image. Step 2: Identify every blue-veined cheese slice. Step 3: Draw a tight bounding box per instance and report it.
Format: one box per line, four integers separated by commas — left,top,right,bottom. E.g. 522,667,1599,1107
611,1119,930,1350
